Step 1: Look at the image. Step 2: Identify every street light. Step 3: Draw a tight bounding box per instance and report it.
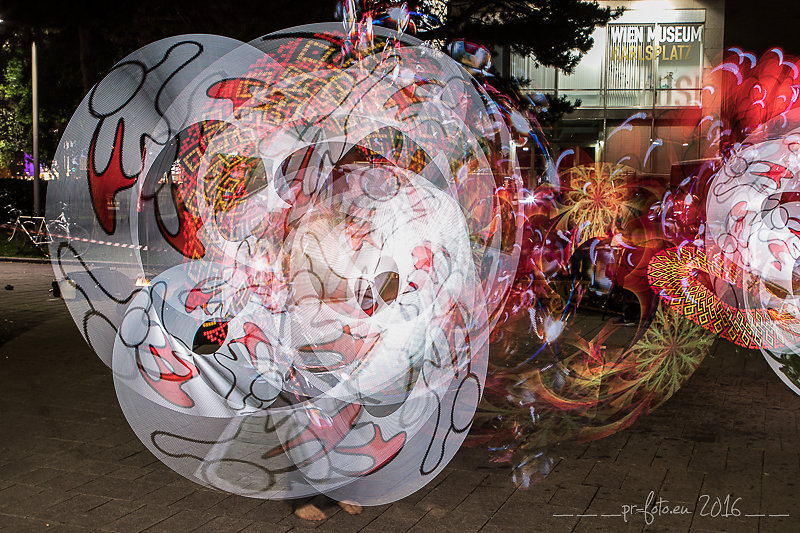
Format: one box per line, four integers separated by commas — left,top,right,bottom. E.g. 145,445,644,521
0,16,40,216
32,38,40,216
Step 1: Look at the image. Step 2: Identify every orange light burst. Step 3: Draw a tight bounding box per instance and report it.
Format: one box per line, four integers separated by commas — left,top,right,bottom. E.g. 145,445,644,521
561,163,638,244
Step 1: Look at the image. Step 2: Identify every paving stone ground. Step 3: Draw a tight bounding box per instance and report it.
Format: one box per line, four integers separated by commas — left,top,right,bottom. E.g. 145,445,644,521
1,261,798,532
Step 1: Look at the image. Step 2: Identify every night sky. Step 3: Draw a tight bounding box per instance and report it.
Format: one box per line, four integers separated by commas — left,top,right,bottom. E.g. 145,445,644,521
724,0,800,56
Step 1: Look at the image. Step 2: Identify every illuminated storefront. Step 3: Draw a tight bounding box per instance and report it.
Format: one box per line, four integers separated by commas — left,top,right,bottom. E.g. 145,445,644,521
508,0,725,178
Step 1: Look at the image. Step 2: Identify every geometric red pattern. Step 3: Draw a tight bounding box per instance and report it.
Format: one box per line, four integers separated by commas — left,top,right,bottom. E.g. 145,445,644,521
648,244,798,349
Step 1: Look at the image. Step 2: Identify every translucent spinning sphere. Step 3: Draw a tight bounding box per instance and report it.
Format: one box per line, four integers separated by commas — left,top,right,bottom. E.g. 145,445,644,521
706,117,800,395
47,25,522,503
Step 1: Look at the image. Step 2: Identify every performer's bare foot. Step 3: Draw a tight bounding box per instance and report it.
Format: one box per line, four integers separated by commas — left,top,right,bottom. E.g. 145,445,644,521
338,501,363,515
294,501,327,521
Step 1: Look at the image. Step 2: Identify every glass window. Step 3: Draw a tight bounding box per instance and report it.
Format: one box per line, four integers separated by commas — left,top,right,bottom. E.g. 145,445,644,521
654,23,703,107
510,55,555,90
606,23,656,107
510,15,704,109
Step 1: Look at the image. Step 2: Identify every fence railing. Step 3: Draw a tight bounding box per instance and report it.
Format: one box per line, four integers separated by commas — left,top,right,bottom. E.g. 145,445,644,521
525,88,703,109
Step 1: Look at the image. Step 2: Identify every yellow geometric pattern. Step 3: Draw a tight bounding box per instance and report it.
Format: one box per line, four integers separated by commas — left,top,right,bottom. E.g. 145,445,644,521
648,244,800,349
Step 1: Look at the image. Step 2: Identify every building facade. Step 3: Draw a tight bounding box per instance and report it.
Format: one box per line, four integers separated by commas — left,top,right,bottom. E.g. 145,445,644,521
508,0,725,179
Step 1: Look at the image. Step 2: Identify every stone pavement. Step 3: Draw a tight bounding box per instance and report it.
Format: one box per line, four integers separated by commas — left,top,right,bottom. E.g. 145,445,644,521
0,261,798,532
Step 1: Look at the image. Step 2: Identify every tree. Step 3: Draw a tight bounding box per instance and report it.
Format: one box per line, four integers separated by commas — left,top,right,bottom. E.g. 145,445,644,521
0,0,620,171
0,0,337,170
421,0,623,73
0,22,85,174
413,1,621,123
0,35,28,175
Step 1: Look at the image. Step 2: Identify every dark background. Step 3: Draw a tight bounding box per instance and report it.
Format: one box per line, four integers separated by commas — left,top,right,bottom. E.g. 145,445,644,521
724,0,800,56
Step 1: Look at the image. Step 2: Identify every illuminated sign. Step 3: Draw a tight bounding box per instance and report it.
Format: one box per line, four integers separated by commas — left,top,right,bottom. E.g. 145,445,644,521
609,24,703,62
